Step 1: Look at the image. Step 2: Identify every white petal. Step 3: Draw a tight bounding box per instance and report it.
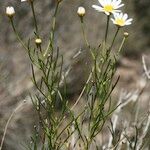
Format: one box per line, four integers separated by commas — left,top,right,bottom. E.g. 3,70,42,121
105,0,111,5
105,11,110,15
92,5,103,12
111,18,115,23
113,12,119,18
116,0,122,5
123,13,128,20
125,18,133,24
125,22,132,25
112,10,121,14
119,13,123,18
98,0,106,6
112,0,117,3
125,18,133,25
114,3,124,9
127,18,133,22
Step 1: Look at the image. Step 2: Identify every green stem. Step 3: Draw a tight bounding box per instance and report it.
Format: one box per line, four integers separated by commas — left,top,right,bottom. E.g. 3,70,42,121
118,37,126,54
44,2,60,57
110,26,120,50
105,15,110,43
51,2,59,42
71,71,92,110
80,17,95,59
30,1,39,37
10,18,28,51
80,17,90,48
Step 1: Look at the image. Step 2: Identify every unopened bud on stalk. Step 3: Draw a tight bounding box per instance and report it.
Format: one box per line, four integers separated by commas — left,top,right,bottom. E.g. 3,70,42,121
35,38,42,47
77,6,86,17
124,32,129,38
6,6,15,18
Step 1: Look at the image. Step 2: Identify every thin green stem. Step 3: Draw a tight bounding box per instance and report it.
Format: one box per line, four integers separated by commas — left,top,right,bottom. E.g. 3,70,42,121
80,18,90,48
30,1,39,37
80,17,95,59
110,27,120,50
10,19,28,51
71,71,93,110
51,2,59,42
44,2,60,57
105,15,110,43
118,37,126,53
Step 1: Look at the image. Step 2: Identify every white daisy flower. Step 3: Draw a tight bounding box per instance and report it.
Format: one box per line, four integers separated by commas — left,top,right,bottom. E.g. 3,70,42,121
6,6,15,17
92,0,124,15
111,13,133,27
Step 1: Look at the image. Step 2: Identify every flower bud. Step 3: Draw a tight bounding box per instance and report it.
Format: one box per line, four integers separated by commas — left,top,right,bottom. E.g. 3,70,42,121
35,38,42,46
77,7,86,17
124,32,129,38
6,6,15,18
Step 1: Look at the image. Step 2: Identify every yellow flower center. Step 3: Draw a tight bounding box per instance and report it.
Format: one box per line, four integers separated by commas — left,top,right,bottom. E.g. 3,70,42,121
104,5,113,12
115,19,125,26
